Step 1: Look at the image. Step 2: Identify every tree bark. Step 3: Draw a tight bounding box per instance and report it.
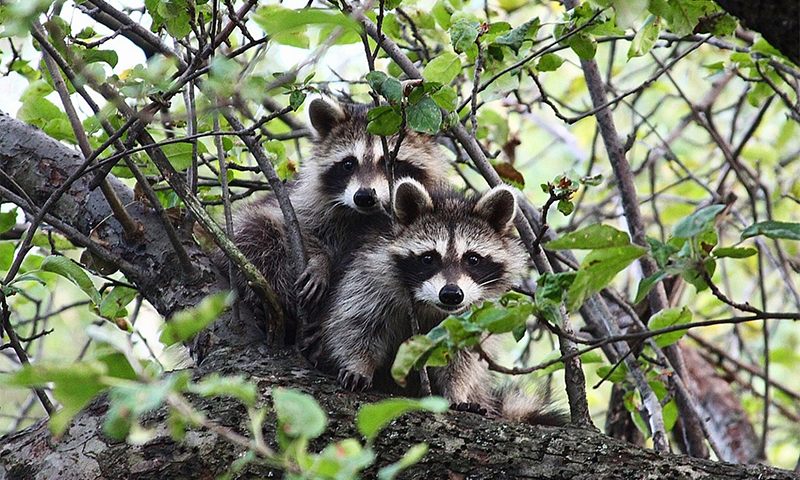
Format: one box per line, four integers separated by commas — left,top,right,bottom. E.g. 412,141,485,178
713,0,800,66
0,112,260,357
2,345,799,480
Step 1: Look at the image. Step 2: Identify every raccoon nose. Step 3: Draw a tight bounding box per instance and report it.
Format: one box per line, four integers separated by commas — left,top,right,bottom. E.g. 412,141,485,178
439,284,464,306
353,188,377,208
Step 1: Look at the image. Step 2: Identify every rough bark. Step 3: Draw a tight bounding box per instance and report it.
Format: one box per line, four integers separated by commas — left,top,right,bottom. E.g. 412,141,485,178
681,344,764,465
2,345,799,480
0,112,260,355
713,0,800,66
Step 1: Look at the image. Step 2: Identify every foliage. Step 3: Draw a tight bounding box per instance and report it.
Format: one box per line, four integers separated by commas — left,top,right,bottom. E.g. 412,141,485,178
2,294,447,479
1,0,800,473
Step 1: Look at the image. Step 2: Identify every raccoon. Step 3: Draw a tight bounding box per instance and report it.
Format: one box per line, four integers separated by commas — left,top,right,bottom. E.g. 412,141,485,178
229,97,450,339
305,179,565,425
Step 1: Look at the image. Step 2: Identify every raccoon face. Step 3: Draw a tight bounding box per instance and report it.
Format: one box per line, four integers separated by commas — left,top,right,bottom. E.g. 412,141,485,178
390,179,526,315
306,97,446,215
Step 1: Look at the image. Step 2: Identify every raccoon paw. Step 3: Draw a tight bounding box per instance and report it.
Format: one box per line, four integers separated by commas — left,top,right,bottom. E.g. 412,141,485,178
299,323,323,363
450,402,488,416
296,261,329,307
338,370,373,392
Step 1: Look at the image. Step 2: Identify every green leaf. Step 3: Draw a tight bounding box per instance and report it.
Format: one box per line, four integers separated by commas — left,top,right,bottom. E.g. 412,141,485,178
1,208,18,234
545,224,632,250
366,70,389,91
41,255,101,305
17,96,74,143
751,37,783,57
80,48,119,68
289,90,307,110
557,199,574,216
535,349,566,375
190,373,257,407
366,105,403,136
566,244,647,311
423,52,462,85
104,373,189,440
273,387,327,440
159,291,233,346
628,16,660,59
381,77,404,104
160,142,207,172
634,269,667,304
609,0,648,29
97,286,138,319
253,6,360,37
264,141,287,169
648,306,692,348
567,33,596,60
666,257,715,293
581,350,604,364
430,85,458,111
449,19,479,53
536,272,576,303
647,237,679,268
391,335,442,386
672,205,726,238
469,301,532,334
494,18,540,54
378,443,429,480
4,361,110,435
596,362,628,383
0,242,16,271
662,398,678,432
432,1,452,29
712,246,757,259
536,53,564,72
741,221,800,241
20,79,54,101
310,438,375,478
406,97,442,134
357,397,448,441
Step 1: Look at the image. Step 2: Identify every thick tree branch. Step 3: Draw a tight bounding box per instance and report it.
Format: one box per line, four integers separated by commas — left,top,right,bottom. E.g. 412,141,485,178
713,0,799,66
1,345,798,480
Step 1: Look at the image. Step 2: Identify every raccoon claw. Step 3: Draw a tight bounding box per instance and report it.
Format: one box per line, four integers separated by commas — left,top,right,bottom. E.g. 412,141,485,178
299,321,324,364
450,402,488,416
338,370,372,392
296,265,329,307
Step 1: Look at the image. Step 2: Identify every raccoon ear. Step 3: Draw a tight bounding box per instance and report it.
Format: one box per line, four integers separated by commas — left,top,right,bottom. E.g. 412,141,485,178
394,179,433,226
308,97,347,138
475,185,518,233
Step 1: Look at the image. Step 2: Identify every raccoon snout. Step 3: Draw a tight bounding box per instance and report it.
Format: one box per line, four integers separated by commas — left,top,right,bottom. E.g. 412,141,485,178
353,188,377,208
439,284,465,306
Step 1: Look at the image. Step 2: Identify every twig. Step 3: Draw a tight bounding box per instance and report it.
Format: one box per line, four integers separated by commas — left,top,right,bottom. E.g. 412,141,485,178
0,293,55,415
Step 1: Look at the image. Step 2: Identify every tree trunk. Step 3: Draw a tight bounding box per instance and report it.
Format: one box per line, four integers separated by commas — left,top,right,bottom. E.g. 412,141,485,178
2,345,799,480
713,0,800,65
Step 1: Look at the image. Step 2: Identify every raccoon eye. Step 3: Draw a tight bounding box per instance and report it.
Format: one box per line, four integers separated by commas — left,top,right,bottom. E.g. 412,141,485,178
421,253,435,265
465,253,482,266
340,156,357,172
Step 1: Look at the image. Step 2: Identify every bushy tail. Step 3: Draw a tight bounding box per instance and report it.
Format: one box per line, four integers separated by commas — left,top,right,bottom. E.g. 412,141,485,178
494,384,569,427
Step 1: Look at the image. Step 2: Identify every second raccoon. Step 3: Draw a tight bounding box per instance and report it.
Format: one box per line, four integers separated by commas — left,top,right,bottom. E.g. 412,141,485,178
305,179,565,424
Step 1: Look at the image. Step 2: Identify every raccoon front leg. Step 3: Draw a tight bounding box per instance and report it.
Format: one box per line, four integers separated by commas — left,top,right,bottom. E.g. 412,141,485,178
429,350,494,410
295,236,331,308
325,298,400,392
330,326,393,392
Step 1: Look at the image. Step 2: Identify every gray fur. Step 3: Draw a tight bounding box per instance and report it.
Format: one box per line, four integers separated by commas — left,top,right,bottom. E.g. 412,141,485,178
309,180,554,419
